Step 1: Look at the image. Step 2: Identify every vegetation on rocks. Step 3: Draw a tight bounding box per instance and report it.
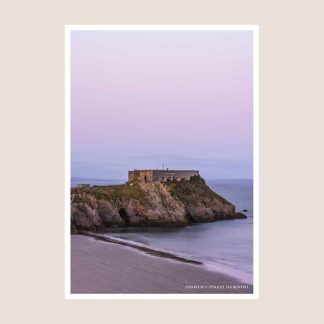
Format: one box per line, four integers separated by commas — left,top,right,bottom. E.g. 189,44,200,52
165,176,229,205
71,175,246,233
72,183,147,203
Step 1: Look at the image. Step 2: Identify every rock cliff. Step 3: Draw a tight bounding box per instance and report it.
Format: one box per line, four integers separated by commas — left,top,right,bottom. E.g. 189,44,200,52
71,176,246,233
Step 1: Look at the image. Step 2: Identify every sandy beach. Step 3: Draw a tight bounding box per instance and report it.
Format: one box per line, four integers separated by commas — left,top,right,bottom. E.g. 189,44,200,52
71,235,252,294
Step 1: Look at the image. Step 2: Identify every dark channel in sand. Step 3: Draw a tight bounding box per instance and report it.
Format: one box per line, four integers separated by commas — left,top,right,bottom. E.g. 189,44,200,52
80,231,203,265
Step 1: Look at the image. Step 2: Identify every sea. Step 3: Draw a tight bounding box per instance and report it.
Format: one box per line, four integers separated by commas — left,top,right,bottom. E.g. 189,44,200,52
71,178,254,284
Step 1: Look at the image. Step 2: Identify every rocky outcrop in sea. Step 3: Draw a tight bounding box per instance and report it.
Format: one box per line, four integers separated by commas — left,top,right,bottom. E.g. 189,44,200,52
71,176,246,233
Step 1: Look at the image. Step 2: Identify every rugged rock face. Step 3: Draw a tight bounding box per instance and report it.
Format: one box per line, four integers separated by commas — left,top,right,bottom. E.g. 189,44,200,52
71,176,246,233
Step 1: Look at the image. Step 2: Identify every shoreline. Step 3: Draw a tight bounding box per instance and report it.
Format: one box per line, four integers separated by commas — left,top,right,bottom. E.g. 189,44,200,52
80,231,203,265
71,234,253,294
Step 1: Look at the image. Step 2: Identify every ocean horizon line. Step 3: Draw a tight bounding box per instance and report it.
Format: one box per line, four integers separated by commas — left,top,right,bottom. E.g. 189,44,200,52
71,177,253,181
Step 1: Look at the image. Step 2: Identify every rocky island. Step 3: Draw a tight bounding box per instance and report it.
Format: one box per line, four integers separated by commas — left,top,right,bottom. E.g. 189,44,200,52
71,170,246,233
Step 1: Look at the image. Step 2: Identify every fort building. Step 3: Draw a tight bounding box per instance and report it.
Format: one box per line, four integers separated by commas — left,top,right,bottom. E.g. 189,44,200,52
128,169,199,183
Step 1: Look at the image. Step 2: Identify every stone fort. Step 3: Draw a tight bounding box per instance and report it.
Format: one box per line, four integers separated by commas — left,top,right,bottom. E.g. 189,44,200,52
128,169,199,183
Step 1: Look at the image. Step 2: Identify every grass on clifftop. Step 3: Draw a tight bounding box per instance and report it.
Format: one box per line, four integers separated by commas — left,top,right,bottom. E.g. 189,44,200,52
71,176,230,206
165,175,230,205
72,183,146,203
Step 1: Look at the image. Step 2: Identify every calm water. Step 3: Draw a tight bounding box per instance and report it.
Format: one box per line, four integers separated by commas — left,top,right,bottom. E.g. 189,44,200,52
71,178,253,284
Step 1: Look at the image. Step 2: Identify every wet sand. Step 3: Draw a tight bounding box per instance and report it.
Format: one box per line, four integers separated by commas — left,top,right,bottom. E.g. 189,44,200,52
71,235,253,294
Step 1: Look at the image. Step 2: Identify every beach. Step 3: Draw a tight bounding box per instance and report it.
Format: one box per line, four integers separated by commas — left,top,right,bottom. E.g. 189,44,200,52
71,235,252,294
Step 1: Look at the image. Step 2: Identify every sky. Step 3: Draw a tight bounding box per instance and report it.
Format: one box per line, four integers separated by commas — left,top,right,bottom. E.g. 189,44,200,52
71,30,253,180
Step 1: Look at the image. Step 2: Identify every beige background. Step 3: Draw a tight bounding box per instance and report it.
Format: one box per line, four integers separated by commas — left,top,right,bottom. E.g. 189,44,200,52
1,0,323,323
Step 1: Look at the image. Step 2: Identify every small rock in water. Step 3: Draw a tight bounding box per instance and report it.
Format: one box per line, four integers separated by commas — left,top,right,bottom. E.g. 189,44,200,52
242,209,248,212
235,212,247,219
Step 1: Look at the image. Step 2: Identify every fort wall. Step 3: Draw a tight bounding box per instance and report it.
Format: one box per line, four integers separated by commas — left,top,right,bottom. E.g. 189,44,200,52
128,170,199,183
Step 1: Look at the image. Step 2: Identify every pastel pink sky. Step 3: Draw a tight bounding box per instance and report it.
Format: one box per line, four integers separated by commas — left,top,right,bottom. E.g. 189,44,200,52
71,30,253,179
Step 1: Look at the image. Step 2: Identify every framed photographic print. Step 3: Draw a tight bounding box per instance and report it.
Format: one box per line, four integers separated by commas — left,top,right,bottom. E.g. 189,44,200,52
65,25,259,299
